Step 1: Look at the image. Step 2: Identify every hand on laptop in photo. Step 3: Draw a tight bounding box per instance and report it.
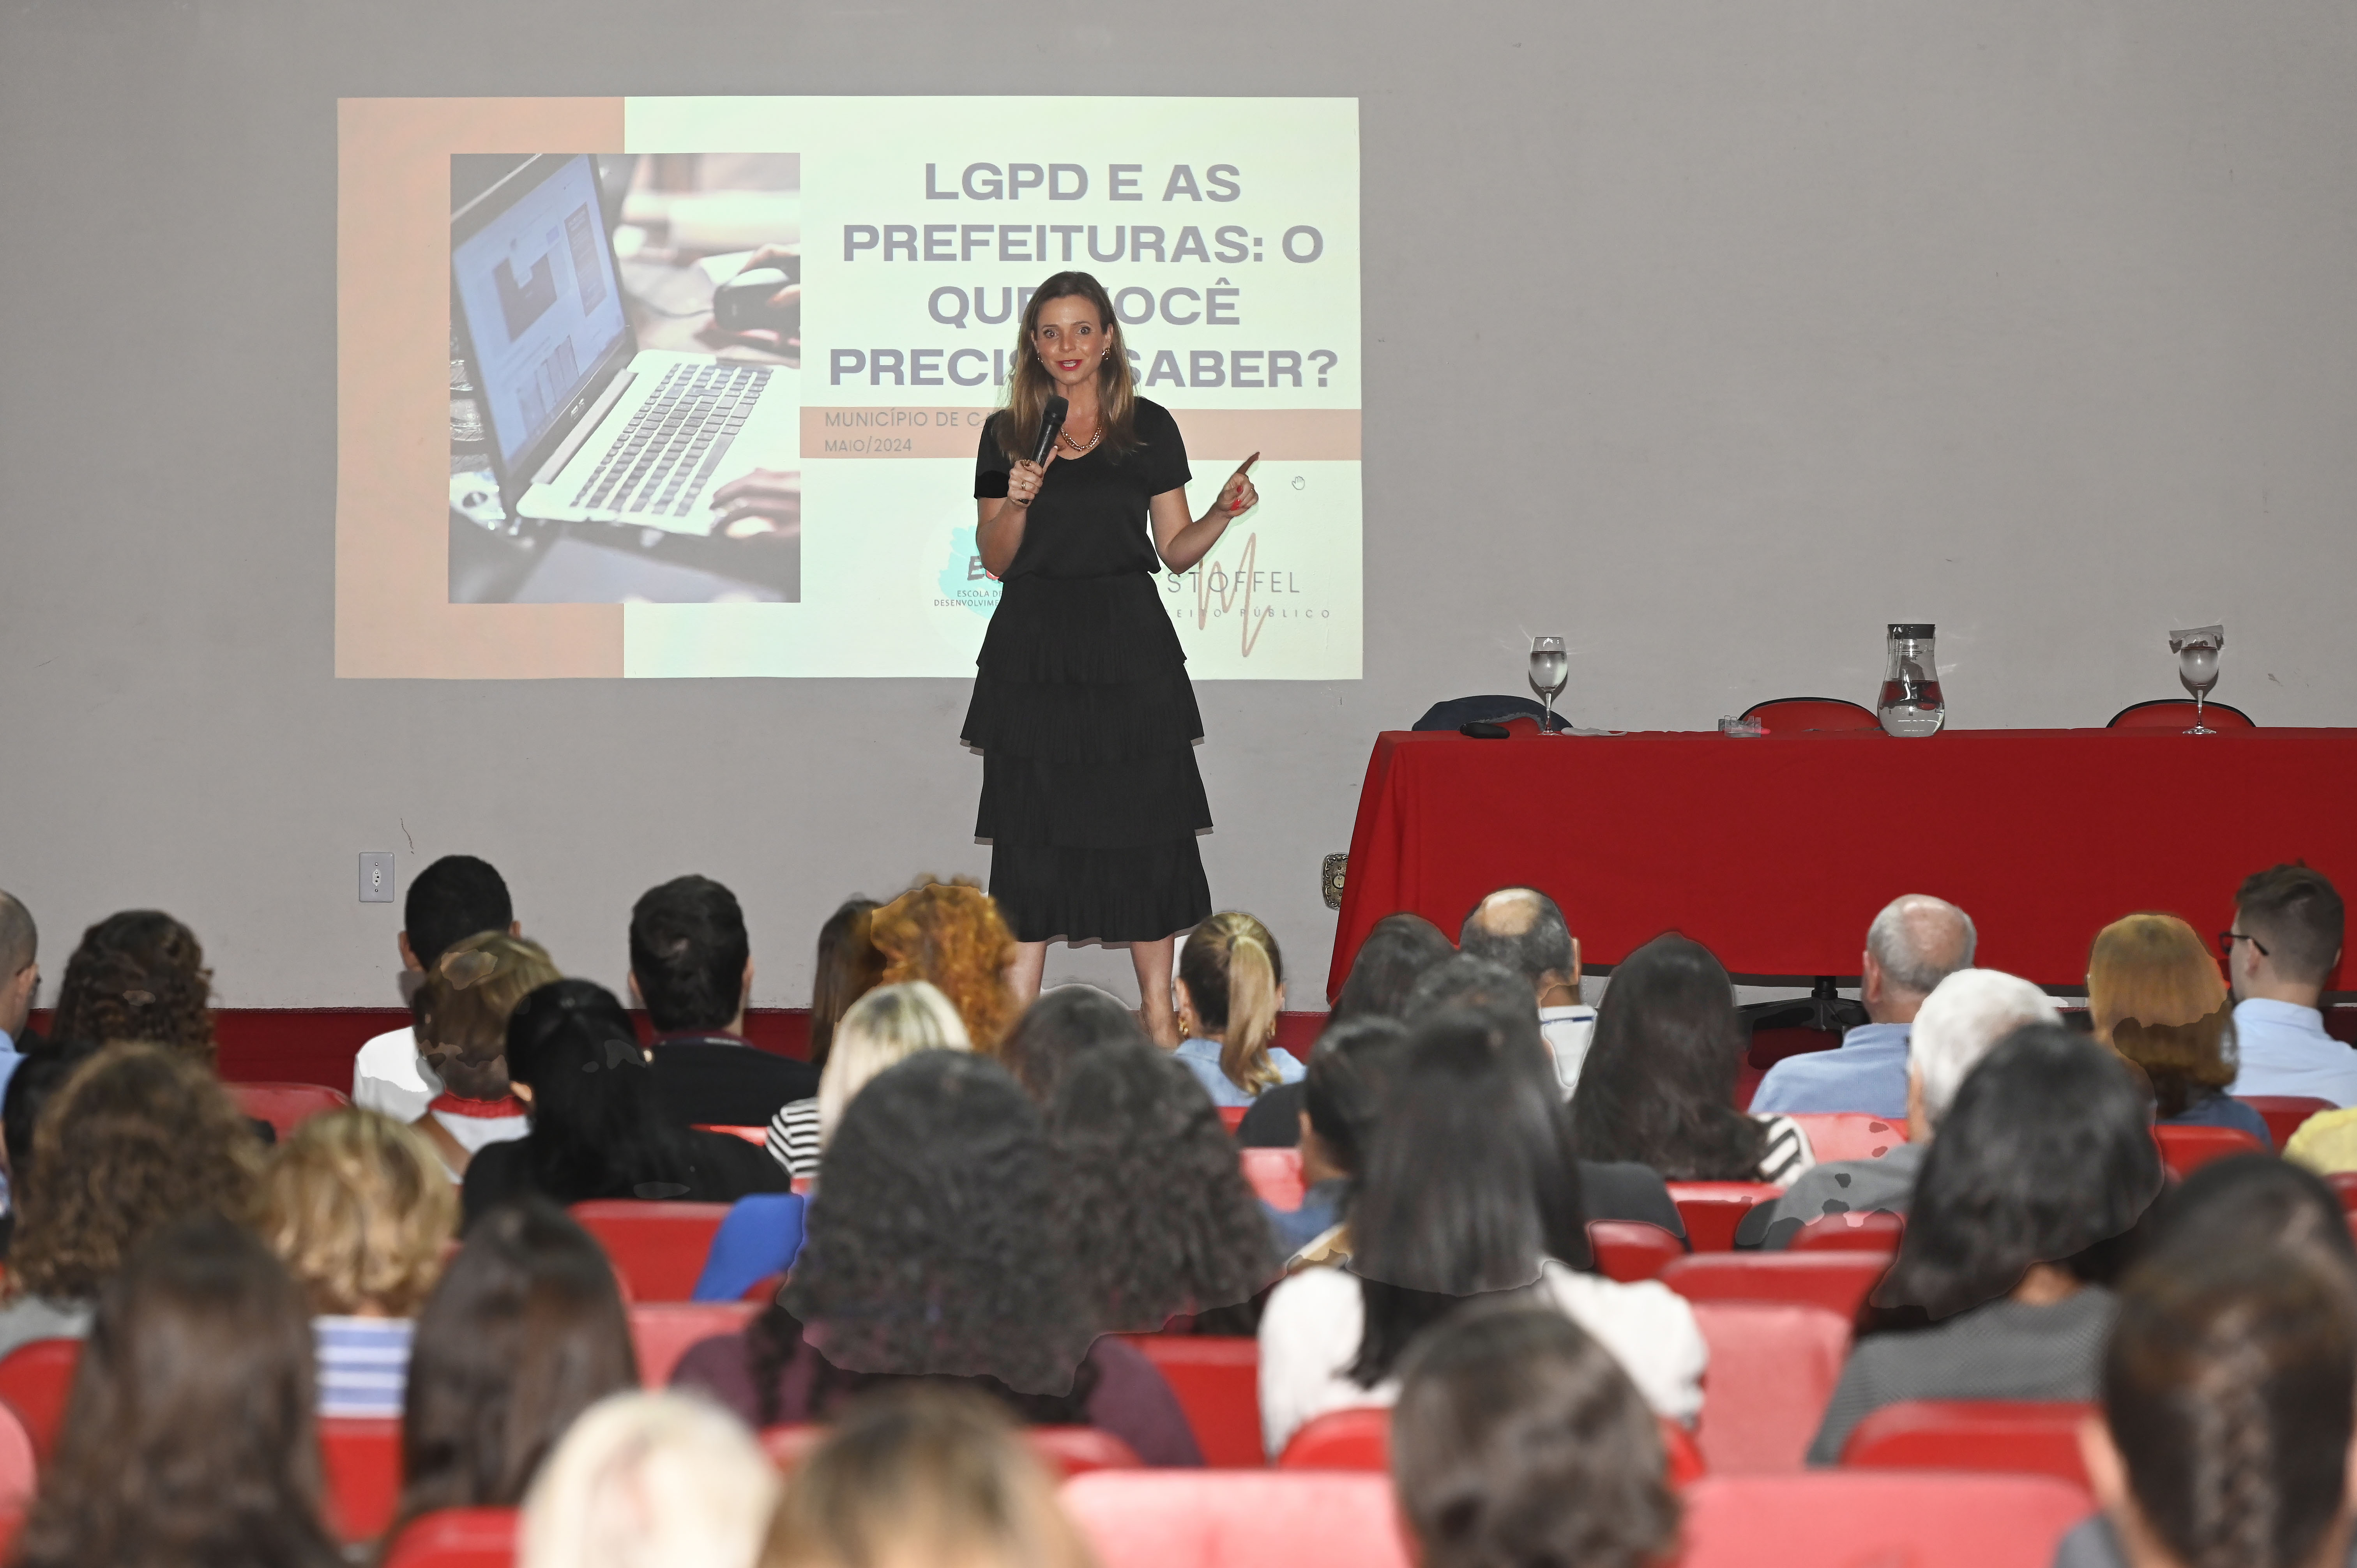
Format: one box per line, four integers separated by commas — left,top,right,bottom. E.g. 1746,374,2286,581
709,469,799,540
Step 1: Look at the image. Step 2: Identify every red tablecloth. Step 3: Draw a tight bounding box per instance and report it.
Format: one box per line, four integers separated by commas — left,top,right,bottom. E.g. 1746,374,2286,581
1327,727,2357,998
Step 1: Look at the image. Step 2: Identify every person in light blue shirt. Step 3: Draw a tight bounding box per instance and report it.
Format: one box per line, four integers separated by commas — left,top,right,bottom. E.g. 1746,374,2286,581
1172,912,1306,1108
1751,894,1977,1119
2222,864,2353,1105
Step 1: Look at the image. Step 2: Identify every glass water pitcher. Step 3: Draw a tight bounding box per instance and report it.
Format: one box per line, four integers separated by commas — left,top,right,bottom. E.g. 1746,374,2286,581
1877,624,1945,738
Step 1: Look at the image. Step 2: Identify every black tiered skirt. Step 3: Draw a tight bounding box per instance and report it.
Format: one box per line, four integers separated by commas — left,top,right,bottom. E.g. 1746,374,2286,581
961,571,1212,944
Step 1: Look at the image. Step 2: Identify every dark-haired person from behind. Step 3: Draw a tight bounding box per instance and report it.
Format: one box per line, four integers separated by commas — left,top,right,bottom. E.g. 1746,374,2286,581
2225,863,2349,1105
48,908,216,1063
459,979,789,1225
1000,983,1149,1105
11,1213,344,1568
1237,912,1452,1149
1392,1303,1680,1568
355,852,518,1121
1267,1015,1412,1263
806,896,885,1075
672,1051,1202,1465
631,875,819,1127
1808,1024,2166,1463
0,1037,98,1256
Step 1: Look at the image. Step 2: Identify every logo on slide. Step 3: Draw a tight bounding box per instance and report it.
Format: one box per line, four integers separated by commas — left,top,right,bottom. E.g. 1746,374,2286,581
935,528,1000,617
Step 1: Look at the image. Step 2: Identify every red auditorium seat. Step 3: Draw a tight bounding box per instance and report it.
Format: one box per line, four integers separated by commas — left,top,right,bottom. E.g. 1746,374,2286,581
1840,1399,2094,1487
629,1300,762,1388
1218,1106,1249,1132
1687,1301,1852,1474
1124,1336,1262,1467
1677,1471,2092,1568
0,1404,34,1509
1789,1210,1905,1252
1588,1219,1685,1282
1663,1250,1890,1321
2107,699,2255,729
228,1082,352,1139
569,1201,733,1302
762,1423,1140,1476
2330,1172,2357,1213
1064,1470,1410,1568
1666,1183,1783,1251
1275,1403,1707,1487
320,1416,403,1542
2154,1123,2267,1177
693,1124,769,1146
0,1338,81,1461
1239,1147,1306,1211
380,1507,519,1568
2237,1096,2334,1148
1783,1113,1908,1164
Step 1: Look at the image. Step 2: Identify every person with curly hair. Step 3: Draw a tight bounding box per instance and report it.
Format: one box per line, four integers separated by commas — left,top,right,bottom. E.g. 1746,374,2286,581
671,1052,1200,1465
0,1042,261,1359
1047,1039,1275,1332
869,879,1019,1056
47,909,216,1064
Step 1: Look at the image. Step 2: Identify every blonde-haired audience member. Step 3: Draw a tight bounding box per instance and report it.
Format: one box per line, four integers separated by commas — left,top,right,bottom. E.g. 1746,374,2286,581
763,1386,1099,1568
261,1108,457,1418
520,1391,778,1568
2090,913,2273,1146
1174,911,1302,1108
408,931,561,1178
767,982,971,1181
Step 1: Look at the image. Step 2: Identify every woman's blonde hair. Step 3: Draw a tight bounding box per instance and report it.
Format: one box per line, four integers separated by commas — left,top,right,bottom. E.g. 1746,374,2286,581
261,1108,456,1317
815,982,971,1145
521,1391,778,1568
763,1386,1097,1568
1178,912,1285,1095
995,271,1137,464
2089,913,2236,1119
412,931,562,1054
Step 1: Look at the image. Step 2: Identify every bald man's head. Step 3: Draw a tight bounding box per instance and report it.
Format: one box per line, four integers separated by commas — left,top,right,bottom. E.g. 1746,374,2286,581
1864,895,1975,1023
1459,888,1577,1003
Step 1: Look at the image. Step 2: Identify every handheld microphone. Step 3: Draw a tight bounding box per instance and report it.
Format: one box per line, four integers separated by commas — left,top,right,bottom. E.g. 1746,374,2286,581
1032,396,1069,467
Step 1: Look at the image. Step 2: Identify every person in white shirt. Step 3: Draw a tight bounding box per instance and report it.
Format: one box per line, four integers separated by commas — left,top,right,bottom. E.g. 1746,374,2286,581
2222,864,2352,1106
1256,1007,1705,1459
1458,887,1595,1098
351,855,518,1123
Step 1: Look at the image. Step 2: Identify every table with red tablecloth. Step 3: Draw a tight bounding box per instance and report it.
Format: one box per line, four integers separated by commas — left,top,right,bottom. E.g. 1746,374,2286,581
1326,727,2357,999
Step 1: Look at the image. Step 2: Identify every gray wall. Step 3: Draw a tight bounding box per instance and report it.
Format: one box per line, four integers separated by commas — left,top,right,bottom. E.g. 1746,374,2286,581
4,0,2353,1010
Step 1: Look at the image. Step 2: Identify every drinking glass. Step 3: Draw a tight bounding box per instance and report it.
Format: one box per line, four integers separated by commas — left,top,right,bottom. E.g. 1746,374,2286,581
2170,625,2224,735
1529,636,1568,736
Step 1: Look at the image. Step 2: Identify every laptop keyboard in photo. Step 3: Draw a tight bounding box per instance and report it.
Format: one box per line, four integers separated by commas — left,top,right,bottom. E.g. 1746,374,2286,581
572,361,773,520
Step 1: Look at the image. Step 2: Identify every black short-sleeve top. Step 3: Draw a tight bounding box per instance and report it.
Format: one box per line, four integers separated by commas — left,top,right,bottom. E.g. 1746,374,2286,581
974,398,1191,580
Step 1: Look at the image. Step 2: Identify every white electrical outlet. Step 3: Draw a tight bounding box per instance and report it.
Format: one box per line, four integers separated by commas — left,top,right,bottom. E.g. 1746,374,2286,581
359,853,396,904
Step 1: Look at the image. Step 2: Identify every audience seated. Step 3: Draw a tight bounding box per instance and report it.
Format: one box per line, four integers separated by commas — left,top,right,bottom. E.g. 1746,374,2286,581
1391,1302,1680,1568
47,908,216,1063
1570,934,1816,1187
1808,1024,2164,1462
631,875,820,1127
261,1108,456,1418
1459,887,1594,1097
389,1198,640,1540
1744,968,2053,1248
1257,1008,1706,1456
998,983,1150,1105
761,1386,1097,1568
1172,911,1305,1107
10,1213,343,1568
0,1037,96,1256
0,888,37,1087
671,1052,1202,1465
2224,863,2351,1105
1266,1016,1412,1264
520,1391,779,1568
355,854,517,1122
2091,913,2273,1144
1046,1039,1276,1331
459,980,789,1225
804,897,886,1076
0,1042,259,1359
1751,895,1975,1119
868,879,1019,1055
1331,912,1456,1025
767,981,970,1180
407,931,557,1178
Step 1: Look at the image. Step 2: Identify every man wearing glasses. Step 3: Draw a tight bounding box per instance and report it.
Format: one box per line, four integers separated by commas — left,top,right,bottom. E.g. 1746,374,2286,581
2221,864,2352,1106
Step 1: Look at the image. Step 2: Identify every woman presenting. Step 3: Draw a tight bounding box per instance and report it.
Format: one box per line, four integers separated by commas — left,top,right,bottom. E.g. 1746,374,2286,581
965,270,1259,1048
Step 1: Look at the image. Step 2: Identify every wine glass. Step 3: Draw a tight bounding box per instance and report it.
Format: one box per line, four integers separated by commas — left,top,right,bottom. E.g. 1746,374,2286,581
1529,636,1568,736
2179,644,2221,734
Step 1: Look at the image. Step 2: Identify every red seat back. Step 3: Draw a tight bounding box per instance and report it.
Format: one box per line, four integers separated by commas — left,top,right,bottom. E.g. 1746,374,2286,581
692,1123,769,1146
2154,1123,2268,1178
762,1423,1140,1477
1677,1472,2092,1568
0,1404,35,1509
2237,1096,2334,1148
1277,1403,1706,1487
1666,1183,1783,1252
381,1507,519,1568
1239,1147,1307,1211
1783,1113,1908,1164
0,1338,82,1462
1588,1220,1686,1283
1063,1471,1410,1568
1687,1301,1852,1474
1123,1335,1262,1467
1663,1251,1891,1321
2108,699,2255,730
569,1201,733,1302
1739,698,1881,733
2331,1172,2357,1213
320,1416,403,1543
629,1300,762,1389
1789,1211,1905,1252
1217,1106,1249,1133
228,1082,352,1139
1841,1400,2094,1487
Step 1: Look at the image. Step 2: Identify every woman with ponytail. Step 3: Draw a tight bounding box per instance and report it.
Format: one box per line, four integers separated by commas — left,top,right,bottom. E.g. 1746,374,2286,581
1173,912,1303,1108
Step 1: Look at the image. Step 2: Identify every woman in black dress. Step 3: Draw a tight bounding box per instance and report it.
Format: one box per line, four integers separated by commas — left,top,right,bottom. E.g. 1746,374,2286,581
967,271,1258,1048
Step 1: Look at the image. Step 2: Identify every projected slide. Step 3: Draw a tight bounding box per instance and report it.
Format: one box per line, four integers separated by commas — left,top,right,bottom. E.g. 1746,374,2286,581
336,97,1360,680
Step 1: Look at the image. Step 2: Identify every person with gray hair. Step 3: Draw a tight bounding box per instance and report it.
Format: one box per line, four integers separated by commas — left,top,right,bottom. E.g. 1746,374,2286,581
1741,967,2054,1248
0,890,38,1094
1750,894,1977,1119
1459,888,1596,1097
